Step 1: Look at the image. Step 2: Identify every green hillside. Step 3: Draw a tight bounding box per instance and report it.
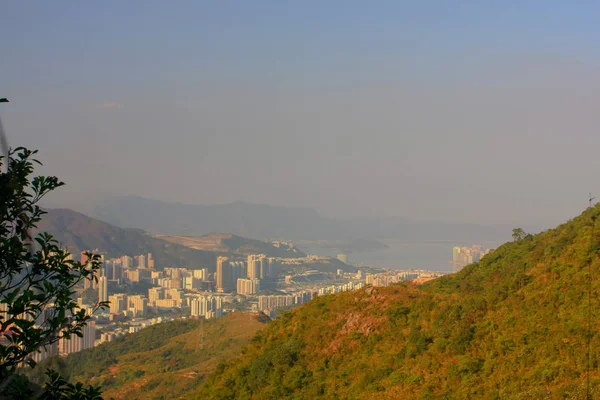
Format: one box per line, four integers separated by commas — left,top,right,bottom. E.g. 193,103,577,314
28,313,269,400
194,205,600,399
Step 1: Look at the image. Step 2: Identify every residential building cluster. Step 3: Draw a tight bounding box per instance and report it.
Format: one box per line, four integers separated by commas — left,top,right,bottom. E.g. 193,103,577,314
237,278,260,295
190,295,223,319
316,280,365,295
451,245,494,272
79,250,290,329
62,244,447,363
4,238,451,369
58,322,96,355
215,254,278,293
2,305,97,366
364,269,442,287
257,290,313,318
80,251,157,285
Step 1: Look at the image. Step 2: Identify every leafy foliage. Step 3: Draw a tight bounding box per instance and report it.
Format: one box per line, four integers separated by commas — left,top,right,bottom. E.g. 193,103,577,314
0,147,105,398
40,370,103,400
196,205,600,399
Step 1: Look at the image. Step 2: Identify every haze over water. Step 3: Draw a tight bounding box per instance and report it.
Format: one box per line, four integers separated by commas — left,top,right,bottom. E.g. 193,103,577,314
297,239,501,272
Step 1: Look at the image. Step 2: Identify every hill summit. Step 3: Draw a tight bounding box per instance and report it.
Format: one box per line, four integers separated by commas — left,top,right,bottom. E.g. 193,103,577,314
195,205,600,399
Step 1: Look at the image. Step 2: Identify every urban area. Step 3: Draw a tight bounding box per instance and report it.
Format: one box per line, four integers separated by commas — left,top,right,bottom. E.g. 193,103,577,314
6,243,496,366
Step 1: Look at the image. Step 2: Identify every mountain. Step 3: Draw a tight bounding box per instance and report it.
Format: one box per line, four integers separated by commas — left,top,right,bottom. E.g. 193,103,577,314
92,196,335,240
193,205,600,399
155,233,305,258
28,313,269,400
37,208,218,270
58,194,538,242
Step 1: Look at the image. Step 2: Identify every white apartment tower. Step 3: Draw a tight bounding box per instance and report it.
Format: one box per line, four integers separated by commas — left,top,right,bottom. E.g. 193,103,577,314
98,276,108,303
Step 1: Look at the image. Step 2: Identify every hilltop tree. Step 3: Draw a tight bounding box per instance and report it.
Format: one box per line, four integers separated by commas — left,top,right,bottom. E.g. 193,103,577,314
0,147,106,398
512,228,527,241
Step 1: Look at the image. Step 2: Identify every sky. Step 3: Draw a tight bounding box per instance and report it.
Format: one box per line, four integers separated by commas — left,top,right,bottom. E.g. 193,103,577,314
1,1,600,226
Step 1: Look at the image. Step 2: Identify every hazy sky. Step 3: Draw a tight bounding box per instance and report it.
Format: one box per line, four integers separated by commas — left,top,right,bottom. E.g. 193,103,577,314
2,2,600,226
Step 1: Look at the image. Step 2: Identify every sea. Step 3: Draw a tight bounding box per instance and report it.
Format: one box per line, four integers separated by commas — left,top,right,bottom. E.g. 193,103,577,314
296,238,501,273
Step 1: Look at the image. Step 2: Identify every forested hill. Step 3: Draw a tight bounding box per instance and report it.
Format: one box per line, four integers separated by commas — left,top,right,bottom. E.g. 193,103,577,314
37,208,217,269
28,313,269,400
196,205,600,399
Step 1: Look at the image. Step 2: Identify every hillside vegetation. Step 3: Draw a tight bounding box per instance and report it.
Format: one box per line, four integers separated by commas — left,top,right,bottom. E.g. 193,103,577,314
29,313,269,400
195,205,600,399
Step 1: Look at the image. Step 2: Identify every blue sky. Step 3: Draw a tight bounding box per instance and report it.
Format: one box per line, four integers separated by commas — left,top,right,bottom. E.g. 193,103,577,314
1,2,600,225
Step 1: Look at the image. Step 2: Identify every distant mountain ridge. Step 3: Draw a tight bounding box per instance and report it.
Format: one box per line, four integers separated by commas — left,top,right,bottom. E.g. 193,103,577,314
37,208,217,269
155,233,305,258
37,209,309,270
92,196,335,239
77,194,533,242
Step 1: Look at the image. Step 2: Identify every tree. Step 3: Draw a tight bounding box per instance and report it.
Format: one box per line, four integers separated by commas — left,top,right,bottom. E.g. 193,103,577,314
512,228,526,242
0,147,107,397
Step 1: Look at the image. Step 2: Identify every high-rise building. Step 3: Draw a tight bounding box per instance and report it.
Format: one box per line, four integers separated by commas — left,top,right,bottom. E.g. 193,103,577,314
258,295,294,311
451,245,486,272
452,246,461,262
111,262,123,281
216,256,232,293
122,256,133,269
213,296,223,318
136,254,146,268
147,253,154,268
267,257,278,278
190,297,202,317
237,278,260,295
108,294,128,314
102,260,110,278
98,276,108,303
148,287,164,305
126,269,140,282
100,332,116,344
83,273,98,290
192,268,209,280
164,288,185,307
58,321,95,355
98,252,107,278
184,276,203,290
128,295,148,317
259,257,268,279
230,261,246,286
190,295,223,319
247,254,266,280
